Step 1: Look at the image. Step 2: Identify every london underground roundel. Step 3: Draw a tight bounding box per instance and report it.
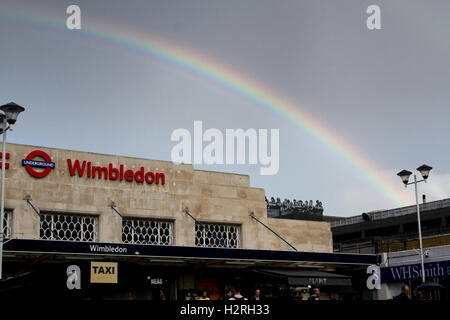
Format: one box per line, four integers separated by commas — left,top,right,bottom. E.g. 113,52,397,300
22,150,55,178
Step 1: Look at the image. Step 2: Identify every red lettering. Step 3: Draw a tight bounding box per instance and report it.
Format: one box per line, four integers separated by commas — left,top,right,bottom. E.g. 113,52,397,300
67,159,86,177
145,172,155,184
124,169,134,182
87,162,91,178
134,167,145,183
67,159,167,185
109,163,119,180
92,166,108,179
0,152,10,169
156,172,165,185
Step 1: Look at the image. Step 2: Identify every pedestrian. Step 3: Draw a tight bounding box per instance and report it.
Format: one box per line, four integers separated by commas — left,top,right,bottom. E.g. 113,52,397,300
251,289,261,301
308,287,320,301
417,290,424,300
224,289,233,300
393,284,410,301
424,291,433,300
190,292,198,300
229,287,248,300
199,290,210,300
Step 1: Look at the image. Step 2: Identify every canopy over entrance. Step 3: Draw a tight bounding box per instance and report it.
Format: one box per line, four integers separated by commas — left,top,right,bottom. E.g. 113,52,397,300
254,268,353,287
3,239,376,267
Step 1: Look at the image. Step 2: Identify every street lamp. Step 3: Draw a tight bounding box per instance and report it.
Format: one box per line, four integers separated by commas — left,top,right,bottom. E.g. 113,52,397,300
396,164,433,284
417,164,432,180
397,170,412,186
0,102,25,280
0,102,25,126
0,115,5,134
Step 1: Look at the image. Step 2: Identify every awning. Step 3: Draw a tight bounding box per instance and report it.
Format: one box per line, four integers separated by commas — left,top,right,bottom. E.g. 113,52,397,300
253,268,352,287
3,238,376,266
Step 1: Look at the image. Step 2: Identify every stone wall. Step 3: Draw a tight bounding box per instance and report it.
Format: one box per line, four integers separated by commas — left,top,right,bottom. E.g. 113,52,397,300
3,143,332,252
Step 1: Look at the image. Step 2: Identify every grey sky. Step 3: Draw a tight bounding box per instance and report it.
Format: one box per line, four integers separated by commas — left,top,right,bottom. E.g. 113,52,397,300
1,0,449,216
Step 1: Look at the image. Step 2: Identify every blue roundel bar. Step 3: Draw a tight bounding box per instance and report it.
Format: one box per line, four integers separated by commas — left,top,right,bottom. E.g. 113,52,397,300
22,159,55,168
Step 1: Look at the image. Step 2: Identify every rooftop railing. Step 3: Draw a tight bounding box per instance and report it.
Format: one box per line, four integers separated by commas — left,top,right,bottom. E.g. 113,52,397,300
330,198,450,228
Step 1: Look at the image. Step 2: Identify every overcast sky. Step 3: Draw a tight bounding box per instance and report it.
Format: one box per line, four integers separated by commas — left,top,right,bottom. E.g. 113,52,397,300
1,0,449,217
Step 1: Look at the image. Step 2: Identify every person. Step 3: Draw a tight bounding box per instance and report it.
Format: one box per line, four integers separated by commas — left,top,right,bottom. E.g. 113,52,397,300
124,291,136,300
224,289,233,300
251,289,261,301
393,284,410,301
416,290,424,300
424,291,433,300
229,287,248,300
190,292,198,300
159,289,167,300
199,290,210,300
308,288,320,301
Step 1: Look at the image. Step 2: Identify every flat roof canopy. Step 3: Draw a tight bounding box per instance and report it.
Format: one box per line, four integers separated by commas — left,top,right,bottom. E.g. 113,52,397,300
4,239,376,266
253,268,353,286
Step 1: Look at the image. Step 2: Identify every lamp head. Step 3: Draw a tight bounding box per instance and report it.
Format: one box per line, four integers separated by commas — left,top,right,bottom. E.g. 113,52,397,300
0,102,25,125
0,114,5,134
417,164,432,180
397,169,412,186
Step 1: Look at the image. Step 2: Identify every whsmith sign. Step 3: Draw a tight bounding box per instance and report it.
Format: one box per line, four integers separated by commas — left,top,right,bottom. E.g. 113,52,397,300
380,260,450,283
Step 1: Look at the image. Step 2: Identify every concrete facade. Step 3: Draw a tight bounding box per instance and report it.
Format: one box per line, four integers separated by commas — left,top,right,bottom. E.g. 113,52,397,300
2,143,332,252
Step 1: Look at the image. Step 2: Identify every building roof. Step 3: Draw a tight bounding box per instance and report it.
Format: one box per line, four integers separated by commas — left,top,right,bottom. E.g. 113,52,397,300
329,198,450,228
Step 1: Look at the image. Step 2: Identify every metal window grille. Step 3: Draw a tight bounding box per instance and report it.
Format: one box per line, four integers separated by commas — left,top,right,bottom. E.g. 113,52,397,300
195,223,241,248
39,212,98,241
122,218,173,245
2,210,12,239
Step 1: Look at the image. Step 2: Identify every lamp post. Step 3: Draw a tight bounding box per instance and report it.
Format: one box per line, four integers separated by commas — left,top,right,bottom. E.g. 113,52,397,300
0,102,25,280
396,164,433,284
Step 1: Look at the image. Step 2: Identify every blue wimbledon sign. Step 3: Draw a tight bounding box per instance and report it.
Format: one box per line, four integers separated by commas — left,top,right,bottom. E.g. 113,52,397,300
381,260,450,283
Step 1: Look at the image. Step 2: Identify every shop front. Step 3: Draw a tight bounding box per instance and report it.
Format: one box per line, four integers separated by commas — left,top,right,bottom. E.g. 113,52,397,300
251,269,352,300
1,238,376,300
375,245,450,300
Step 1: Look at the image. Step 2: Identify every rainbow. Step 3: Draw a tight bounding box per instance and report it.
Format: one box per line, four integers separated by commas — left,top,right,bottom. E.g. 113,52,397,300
1,9,409,206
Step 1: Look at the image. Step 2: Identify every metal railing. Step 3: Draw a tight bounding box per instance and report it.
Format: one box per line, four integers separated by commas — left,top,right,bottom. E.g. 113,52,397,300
330,198,450,228
334,232,450,254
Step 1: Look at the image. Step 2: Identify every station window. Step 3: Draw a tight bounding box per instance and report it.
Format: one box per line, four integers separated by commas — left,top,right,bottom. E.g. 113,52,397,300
2,209,12,239
195,223,241,248
122,218,173,245
39,212,98,242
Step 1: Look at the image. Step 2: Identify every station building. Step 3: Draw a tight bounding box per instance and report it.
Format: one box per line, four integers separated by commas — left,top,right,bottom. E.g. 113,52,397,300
0,143,375,300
